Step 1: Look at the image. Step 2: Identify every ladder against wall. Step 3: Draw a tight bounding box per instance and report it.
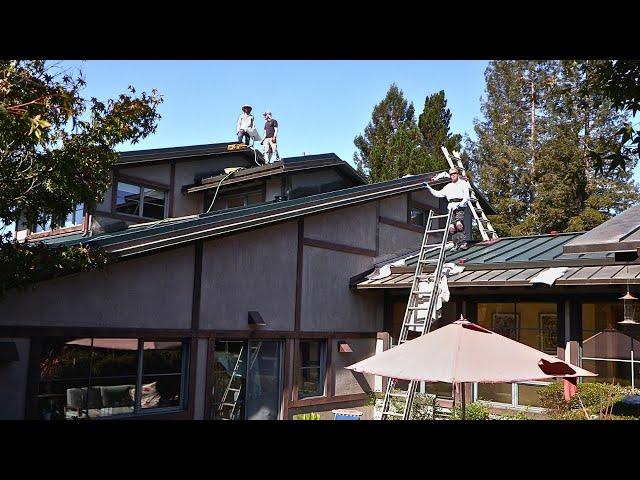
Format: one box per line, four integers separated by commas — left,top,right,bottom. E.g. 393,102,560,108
380,209,455,420
440,146,498,242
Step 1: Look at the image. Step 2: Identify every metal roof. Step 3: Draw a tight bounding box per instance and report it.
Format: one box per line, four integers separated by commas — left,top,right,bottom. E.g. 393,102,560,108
44,172,450,257
184,153,366,194
354,232,640,290
117,142,263,166
563,203,640,254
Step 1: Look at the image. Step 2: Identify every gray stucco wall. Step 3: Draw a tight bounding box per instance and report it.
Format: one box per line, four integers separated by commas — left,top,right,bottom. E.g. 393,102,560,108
199,221,298,331
193,338,209,420
301,247,383,332
379,194,408,222
378,223,423,256
0,338,30,420
118,163,171,186
332,338,375,396
173,156,256,217
0,246,194,329
304,203,377,250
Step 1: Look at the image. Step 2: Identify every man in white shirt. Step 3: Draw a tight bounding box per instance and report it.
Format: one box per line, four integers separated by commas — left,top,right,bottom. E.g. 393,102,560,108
424,167,470,250
236,104,254,146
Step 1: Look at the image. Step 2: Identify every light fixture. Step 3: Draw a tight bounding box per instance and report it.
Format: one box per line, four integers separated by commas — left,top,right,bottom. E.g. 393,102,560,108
337,341,353,353
248,311,266,327
619,266,638,325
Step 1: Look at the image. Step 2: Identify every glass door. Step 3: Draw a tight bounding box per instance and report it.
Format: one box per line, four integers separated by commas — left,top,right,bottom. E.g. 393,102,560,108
245,340,283,420
211,340,247,420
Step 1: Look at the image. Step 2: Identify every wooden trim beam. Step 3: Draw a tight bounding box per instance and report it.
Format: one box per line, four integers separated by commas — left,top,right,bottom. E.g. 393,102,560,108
303,238,377,257
191,240,203,331
379,216,424,233
288,393,369,409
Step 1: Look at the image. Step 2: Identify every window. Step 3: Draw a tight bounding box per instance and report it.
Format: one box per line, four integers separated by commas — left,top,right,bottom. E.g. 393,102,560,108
115,182,167,219
475,302,558,408
208,189,264,212
36,337,189,420
298,340,327,399
581,302,640,389
33,204,84,233
410,207,428,227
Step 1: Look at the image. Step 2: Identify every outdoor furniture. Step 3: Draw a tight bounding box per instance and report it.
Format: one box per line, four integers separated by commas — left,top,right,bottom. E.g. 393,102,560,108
346,319,596,419
332,408,363,420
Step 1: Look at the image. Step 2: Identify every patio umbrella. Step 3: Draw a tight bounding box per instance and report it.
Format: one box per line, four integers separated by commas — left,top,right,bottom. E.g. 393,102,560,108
66,338,182,350
346,319,596,418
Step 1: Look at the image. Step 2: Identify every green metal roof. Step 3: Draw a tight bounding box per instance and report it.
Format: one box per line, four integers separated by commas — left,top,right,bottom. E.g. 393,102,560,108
405,232,615,269
43,172,449,256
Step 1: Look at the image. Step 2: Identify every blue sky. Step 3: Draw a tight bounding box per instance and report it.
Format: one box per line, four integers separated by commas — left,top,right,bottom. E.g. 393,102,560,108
61,60,489,164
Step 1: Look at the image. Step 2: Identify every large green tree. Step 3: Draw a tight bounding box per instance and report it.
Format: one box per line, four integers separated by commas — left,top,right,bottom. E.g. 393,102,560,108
418,90,462,171
468,60,638,237
0,60,163,295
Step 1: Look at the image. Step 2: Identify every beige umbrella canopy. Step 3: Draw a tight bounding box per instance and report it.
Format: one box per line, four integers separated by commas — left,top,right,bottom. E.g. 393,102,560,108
347,320,595,383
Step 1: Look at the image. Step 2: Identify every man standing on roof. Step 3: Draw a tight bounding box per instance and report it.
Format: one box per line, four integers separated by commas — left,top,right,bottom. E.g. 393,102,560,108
236,104,254,146
423,167,470,250
260,111,279,163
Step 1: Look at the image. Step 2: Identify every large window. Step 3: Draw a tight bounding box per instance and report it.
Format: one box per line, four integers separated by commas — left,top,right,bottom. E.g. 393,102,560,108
37,337,189,420
115,182,167,219
581,302,640,389
207,188,264,212
211,339,283,420
298,340,327,399
475,302,558,408
33,203,85,233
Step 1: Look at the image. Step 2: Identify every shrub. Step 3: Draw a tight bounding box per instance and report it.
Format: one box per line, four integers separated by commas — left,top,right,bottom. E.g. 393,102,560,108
538,381,634,420
451,401,491,420
293,412,321,420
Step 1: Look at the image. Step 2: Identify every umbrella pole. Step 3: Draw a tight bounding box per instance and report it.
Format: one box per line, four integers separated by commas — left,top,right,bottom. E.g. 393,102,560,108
461,382,466,420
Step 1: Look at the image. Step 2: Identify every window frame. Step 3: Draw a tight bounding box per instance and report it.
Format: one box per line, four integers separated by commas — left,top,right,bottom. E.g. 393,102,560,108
35,337,190,420
30,203,86,235
113,178,169,220
297,339,328,400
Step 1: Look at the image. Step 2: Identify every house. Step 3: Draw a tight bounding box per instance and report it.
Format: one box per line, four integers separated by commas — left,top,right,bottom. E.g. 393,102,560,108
353,206,640,413
0,141,470,420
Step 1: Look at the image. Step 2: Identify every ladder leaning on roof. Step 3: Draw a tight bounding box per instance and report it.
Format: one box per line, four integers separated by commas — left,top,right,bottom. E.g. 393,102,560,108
380,207,455,420
217,342,263,420
440,146,498,242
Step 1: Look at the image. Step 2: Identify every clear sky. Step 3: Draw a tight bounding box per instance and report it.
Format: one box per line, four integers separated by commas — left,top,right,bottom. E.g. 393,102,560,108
61,60,489,164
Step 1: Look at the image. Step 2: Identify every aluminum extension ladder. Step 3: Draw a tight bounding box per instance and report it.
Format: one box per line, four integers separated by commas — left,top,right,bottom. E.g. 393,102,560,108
217,342,262,420
440,146,498,241
380,208,455,420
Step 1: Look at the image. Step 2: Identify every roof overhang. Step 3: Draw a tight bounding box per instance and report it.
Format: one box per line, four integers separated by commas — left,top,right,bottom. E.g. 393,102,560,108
117,142,263,167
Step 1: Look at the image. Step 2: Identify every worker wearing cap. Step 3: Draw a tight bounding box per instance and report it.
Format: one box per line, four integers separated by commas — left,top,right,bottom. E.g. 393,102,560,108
423,167,470,250
260,111,279,163
236,104,255,146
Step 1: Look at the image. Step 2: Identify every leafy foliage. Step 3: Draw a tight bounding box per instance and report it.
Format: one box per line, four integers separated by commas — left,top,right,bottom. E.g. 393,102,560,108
451,401,491,420
0,60,162,292
0,241,113,298
418,90,462,171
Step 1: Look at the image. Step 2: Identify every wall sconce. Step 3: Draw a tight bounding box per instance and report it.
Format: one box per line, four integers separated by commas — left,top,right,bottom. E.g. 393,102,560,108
248,311,266,327
338,341,353,353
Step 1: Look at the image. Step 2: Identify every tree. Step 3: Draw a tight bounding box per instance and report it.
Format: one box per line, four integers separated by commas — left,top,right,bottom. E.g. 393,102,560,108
417,90,462,172
0,60,163,295
468,60,639,237
354,84,427,183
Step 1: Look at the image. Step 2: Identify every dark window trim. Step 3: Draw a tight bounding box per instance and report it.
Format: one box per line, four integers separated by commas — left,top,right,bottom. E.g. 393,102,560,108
27,205,87,238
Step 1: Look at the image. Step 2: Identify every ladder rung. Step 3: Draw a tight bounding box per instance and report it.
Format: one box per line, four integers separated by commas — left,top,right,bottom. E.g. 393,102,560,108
408,306,432,310
416,274,435,279
228,388,241,392
382,411,404,417
430,214,449,220
425,228,446,234
389,392,409,398
221,403,236,407
404,323,427,328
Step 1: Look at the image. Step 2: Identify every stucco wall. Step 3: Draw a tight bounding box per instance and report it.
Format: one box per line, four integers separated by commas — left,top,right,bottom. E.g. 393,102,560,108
379,194,408,222
173,155,256,217
304,203,377,250
301,247,383,332
0,246,194,329
118,163,171,186
199,221,298,331
0,338,30,420
332,338,375,396
377,223,423,256
193,338,209,420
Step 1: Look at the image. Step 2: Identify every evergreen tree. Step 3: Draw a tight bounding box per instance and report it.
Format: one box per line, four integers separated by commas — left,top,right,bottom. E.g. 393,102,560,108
469,60,639,236
354,84,426,183
418,90,461,172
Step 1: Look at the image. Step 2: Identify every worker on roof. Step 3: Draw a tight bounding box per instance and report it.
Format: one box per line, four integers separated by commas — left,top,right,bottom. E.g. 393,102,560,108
424,167,470,251
236,104,255,146
260,111,279,163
